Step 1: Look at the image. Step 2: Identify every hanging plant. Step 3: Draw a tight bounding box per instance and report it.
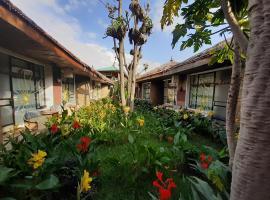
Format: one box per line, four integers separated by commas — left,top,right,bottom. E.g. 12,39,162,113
128,28,147,46
140,17,153,36
129,0,145,22
106,17,127,40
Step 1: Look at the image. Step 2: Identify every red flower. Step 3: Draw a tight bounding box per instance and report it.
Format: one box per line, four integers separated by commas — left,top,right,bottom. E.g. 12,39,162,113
200,162,209,169
199,153,213,170
50,124,59,134
77,136,91,153
159,188,171,200
153,171,176,200
200,153,206,161
208,156,213,163
73,120,81,129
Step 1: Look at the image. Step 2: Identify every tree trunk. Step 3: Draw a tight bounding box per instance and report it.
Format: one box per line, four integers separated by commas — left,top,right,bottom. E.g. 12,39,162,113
226,41,241,169
221,0,248,54
118,0,126,106
230,1,270,200
129,15,139,111
127,63,133,106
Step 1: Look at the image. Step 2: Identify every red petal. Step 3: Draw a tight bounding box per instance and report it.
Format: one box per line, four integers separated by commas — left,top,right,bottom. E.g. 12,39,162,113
200,162,209,169
200,153,206,161
153,180,163,189
156,171,163,182
159,188,171,200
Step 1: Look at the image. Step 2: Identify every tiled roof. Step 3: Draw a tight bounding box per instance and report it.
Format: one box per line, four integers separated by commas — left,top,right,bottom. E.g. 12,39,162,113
0,0,111,84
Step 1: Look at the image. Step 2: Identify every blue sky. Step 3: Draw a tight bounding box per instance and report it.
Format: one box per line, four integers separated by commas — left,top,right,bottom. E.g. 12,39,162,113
11,0,224,71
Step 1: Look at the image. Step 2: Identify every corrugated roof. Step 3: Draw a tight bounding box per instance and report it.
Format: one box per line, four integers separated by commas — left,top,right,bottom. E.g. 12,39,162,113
96,66,119,72
137,41,226,82
0,0,112,84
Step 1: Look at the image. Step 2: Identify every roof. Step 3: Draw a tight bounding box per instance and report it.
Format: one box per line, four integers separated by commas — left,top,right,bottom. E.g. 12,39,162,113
96,66,119,72
137,61,178,82
137,41,227,82
0,0,112,84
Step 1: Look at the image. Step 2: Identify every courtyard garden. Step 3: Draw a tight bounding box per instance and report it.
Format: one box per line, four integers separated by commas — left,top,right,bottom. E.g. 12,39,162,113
0,99,230,200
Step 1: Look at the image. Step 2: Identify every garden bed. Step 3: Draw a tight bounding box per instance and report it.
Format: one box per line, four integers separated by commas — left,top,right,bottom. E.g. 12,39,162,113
0,99,230,200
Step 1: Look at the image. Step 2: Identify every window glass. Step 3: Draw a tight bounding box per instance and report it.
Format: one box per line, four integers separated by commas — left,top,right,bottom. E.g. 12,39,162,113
62,78,75,103
142,82,151,101
11,58,46,125
0,106,13,125
0,74,11,98
189,69,231,120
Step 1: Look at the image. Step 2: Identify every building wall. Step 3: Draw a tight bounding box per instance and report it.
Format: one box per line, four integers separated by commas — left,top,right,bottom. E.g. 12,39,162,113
100,84,110,99
44,65,54,108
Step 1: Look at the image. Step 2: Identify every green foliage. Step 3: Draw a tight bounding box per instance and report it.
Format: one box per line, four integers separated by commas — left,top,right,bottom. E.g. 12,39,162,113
161,0,249,61
0,100,230,199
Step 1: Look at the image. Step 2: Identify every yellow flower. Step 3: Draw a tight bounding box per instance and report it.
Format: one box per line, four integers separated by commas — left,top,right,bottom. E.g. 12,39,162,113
80,170,93,193
207,111,214,118
28,150,47,169
123,106,130,115
183,114,189,120
137,118,145,127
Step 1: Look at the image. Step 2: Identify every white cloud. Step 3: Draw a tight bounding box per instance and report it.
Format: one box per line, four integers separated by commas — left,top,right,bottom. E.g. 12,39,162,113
10,0,159,70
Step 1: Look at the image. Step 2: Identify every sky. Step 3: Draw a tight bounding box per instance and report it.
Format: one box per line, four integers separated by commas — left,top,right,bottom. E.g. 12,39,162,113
10,0,224,72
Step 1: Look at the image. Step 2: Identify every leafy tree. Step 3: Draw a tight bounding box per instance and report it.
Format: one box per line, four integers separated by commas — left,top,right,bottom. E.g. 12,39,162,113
161,0,249,168
105,0,153,111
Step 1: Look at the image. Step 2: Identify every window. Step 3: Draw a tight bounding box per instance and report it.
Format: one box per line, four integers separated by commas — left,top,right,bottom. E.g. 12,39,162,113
62,78,75,104
142,82,151,101
11,57,46,124
189,69,231,120
164,79,175,104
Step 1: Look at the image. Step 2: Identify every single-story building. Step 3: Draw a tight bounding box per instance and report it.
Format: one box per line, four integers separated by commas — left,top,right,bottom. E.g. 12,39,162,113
96,65,120,81
0,0,112,134
136,43,242,121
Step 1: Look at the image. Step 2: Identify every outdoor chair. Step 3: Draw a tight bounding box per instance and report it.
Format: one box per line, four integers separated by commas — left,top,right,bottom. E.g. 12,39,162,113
24,111,41,132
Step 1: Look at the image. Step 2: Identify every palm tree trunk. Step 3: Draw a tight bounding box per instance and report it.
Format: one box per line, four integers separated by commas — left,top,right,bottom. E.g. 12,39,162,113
226,41,241,169
230,1,270,199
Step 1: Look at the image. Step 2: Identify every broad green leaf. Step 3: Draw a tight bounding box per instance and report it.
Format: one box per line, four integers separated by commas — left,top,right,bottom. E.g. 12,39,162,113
0,166,14,184
128,134,134,144
35,175,59,190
